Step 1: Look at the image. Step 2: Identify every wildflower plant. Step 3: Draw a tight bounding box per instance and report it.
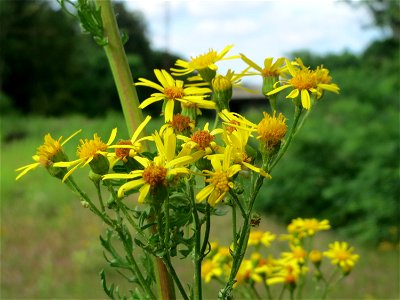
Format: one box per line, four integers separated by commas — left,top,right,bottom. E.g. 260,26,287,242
17,1,358,299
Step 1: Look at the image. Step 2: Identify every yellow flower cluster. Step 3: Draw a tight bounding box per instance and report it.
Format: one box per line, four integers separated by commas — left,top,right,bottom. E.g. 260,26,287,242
15,44,346,300
202,218,359,293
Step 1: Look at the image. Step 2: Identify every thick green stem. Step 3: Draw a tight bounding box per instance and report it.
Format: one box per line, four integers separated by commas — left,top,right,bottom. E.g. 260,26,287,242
95,2,176,298
96,0,144,137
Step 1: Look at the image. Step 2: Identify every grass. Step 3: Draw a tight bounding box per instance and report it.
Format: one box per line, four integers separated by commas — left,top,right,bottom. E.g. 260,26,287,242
1,113,399,299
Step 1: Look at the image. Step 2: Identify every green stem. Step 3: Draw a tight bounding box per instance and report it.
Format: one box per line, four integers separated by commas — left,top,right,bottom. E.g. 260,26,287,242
269,105,303,172
66,177,113,226
232,200,237,249
93,179,105,212
163,256,190,300
219,173,266,299
116,228,156,299
164,193,170,250
95,0,145,137
264,282,273,300
321,268,341,299
200,204,211,257
278,285,286,300
189,180,202,300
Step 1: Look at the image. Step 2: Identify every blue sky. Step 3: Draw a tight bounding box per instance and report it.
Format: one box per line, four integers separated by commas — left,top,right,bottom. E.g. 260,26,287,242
127,0,384,85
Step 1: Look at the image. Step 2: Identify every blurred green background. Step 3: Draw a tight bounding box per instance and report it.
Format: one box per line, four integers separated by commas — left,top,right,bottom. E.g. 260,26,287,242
1,0,399,298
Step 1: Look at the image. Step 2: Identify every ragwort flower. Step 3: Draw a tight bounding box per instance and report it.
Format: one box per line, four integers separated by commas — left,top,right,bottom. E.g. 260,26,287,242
257,111,288,151
248,230,276,248
109,115,152,163
171,45,237,81
103,129,195,202
324,241,359,274
136,69,213,122
196,146,241,206
16,130,81,180
54,128,117,181
288,217,331,238
267,58,339,109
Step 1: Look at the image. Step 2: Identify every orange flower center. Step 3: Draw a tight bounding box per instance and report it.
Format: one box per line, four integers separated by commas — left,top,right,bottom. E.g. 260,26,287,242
170,114,192,132
192,130,214,150
164,86,184,100
225,120,240,134
142,164,167,187
289,69,317,90
115,140,132,159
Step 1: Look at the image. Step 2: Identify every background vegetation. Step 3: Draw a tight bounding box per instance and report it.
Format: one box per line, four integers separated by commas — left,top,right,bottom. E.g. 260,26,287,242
1,0,399,298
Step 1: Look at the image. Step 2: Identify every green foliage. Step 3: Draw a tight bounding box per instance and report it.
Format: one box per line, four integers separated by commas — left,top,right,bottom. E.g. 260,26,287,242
0,0,179,116
256,39,399,246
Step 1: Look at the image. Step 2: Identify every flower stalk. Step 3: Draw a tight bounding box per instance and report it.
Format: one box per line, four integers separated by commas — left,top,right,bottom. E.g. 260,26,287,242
95,0,145,137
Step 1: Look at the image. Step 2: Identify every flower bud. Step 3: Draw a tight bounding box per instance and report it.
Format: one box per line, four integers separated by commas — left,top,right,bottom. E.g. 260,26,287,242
89,154,110,175
212,74,233,111
309,250,323,267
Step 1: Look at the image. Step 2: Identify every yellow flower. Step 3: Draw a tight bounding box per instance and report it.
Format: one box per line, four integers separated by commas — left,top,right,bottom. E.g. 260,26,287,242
103,129,194,202
196,146,241,206
160,113,195,136
109,115,152,163
235,259,263,285
314,65,339,99
267,58,339,110
248,230,276,248
216,110,272,178
241,54,287,78
179,122,223,154
324,241,359,273
287,218,331,238
136,69,213,122
201,259,223,283
267,261,308,286
171,45,236,78
281,244,307,264
54,129,117,181
15,130,81,180
309,250,323,266
257,111,288,150
212,246,232,264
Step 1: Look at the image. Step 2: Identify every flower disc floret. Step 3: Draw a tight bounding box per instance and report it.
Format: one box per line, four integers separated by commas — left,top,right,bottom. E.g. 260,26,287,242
78,134,108,159
192,130,215,150
206,170,230,192
289,68,317,90
257,112,287,149
164,86,185,100
142,164,167,187
115,140,133,160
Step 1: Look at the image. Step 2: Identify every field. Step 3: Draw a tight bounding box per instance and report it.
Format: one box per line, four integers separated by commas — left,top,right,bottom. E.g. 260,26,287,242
1,113,399,299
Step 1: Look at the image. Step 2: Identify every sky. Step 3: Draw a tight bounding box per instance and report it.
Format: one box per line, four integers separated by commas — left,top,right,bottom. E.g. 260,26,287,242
126,0,385,85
